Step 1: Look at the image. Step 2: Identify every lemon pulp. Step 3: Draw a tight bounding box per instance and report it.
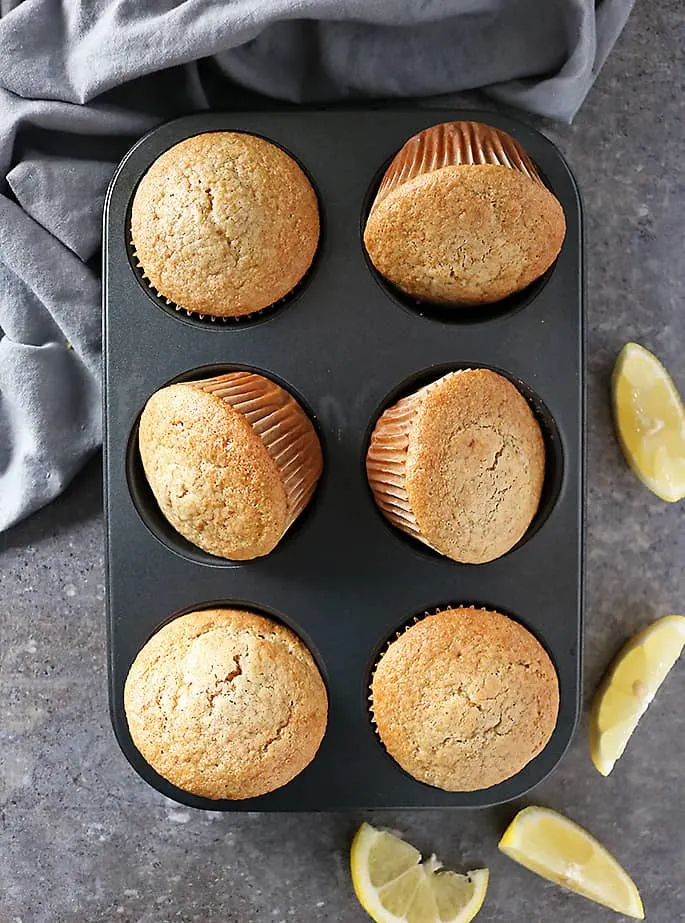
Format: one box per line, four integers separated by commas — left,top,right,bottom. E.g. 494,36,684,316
590,614,685,775
350,822,488,923
499,806,644,919
612,341,685,502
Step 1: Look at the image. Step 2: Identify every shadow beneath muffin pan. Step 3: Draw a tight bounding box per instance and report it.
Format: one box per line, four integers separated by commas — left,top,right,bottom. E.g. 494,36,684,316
361,362,565,565
124,130,325,330
125,363,326,569
359,156,560,325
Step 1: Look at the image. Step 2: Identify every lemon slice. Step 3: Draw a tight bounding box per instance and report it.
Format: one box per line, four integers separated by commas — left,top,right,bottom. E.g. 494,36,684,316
499,806,644,919
590,614,685,776
612,341,685,502
350,822,488,923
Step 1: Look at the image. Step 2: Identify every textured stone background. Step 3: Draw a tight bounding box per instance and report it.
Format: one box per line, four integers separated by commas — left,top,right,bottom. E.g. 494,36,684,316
1,2,684,920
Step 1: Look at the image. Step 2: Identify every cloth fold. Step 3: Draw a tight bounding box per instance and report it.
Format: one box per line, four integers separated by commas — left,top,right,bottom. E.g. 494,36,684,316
0,0,634,532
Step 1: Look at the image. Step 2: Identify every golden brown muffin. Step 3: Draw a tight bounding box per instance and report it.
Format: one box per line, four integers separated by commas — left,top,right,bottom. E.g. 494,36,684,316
371,607,559,791
124,608,328,799
131,132,319,317
366,369,545,564
138,371,322,560
364,121,565,305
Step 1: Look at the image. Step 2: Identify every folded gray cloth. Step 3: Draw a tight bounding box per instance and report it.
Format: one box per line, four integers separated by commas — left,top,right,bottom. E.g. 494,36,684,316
0,0,634,532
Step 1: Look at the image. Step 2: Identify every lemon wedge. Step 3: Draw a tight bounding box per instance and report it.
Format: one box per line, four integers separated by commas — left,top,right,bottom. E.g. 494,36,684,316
350,822,488,923
590,614,685,776
612,341,685,502
499,806,644,919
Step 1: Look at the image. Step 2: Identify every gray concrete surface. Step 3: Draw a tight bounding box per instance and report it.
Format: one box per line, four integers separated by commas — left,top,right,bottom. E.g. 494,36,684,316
1,2,684,920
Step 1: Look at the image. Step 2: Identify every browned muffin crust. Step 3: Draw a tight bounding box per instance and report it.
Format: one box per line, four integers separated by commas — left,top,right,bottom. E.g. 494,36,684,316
124,608,328,800
131,132,320,317
370,607,559,791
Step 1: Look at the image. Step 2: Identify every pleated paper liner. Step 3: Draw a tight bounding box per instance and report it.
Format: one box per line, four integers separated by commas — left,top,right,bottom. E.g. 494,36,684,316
190,371,323,529
129,241,314,328
366,370,470,551
370,120,545,215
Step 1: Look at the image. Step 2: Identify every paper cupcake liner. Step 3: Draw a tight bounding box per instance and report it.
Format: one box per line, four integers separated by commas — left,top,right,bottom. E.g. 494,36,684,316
371,121,544,213
366,371,468,549
192,371,323,529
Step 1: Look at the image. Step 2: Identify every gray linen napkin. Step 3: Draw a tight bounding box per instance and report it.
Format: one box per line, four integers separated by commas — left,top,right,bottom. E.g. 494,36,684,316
0,0,634,532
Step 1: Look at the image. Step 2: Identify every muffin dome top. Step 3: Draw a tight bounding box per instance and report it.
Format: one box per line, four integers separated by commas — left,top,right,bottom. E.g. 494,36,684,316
131,132,319,317
124,608,328,800
371,606,559,791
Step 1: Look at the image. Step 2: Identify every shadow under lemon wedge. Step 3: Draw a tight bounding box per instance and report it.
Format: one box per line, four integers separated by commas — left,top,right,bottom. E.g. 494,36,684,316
612,342,685,502
350,823,488,923
590,614,685,776
499,806,644,919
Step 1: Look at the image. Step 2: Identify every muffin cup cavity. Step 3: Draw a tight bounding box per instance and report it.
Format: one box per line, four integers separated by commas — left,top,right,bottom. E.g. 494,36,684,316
127,365,324,567
124,604,328,801
127,130,323,328
361,121,563,322
365,364,564,563
368,604,560,792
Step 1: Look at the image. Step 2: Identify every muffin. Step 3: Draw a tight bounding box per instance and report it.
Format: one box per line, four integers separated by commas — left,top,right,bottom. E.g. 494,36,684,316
138,370,323,560
366,369,545,564
371,607,559,791
130,132,319,318
124,608,328,799
364,121,566,305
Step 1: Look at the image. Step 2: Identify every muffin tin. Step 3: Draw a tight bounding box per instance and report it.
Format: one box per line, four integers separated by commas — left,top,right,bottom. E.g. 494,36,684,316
104,109,584,811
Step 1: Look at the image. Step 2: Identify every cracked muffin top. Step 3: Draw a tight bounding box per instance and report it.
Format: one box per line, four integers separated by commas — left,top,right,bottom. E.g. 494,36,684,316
366,369,545,564
363,121,565,305
130,131,319,318
370,607,559,791
124,608,328,800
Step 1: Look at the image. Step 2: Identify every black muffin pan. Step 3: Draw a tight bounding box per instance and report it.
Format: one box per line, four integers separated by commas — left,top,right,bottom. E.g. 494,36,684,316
104,109,584,811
